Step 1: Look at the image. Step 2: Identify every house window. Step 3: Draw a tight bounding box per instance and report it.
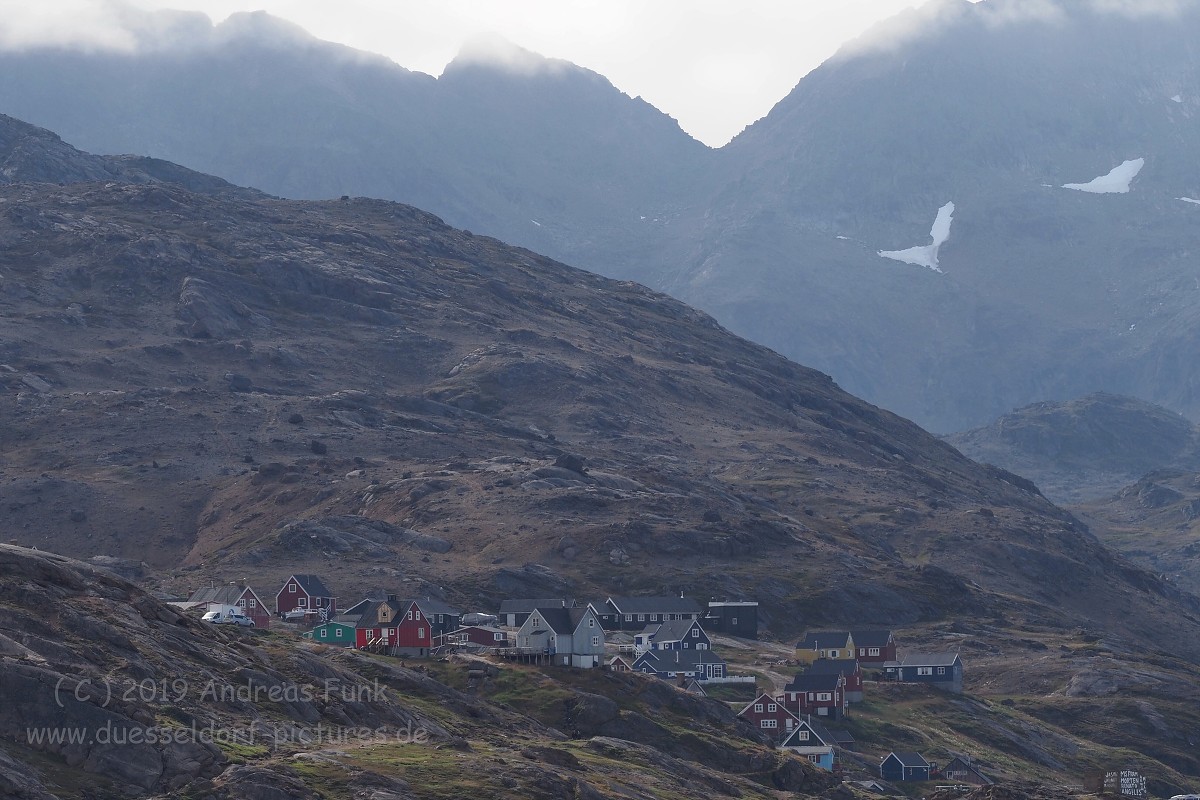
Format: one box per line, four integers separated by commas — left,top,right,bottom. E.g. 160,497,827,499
917,667,933,676
438,614,443,623
651,614,658,622
638,614,645,622
237,599,246,607
683,642,690,649
714,665,724,677
288,583,296,593
495,633,504,641
418,628,425,638
248,599,257,608
869,647,880,656
589,618,595,627
297,598,306,607
388,628,395,636
698,643,707,650
731,617,737,625
829,649,839,658
768,703,777,712
691,629,699,637
937,667,946,675
592,635,600,647
754,703,764,712
319,629,327,638
335,628,343,638
798,730,810,741
762,719,777,729
625,615,632,622
668,614,676,620
807,693,815,701
809,755,820,764
414,609,421,619
817,693,831,702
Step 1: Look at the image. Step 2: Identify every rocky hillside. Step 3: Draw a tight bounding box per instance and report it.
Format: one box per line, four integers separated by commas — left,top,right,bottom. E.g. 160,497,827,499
2,114,1200,663
946,393,1200,504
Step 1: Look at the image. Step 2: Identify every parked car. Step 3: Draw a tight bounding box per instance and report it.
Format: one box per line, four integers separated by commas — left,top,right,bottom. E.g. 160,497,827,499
202,609,254,626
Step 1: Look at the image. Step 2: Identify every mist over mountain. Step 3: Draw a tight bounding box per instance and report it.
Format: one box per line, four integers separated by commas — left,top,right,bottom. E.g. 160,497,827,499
3,1,1200,432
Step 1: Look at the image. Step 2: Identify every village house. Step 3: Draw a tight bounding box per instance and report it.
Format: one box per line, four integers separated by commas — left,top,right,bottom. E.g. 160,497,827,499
303,616,357,647
779,718,838,771
516,606,606,668
595,596,703,631
633,618,710,654
184,581,271,629
850,629,898,663
607,655,634,672
884,652,963,693
806,658,864,702
499,598,566,628
880,751,931,782
275,574,337,619
794,631,855,664
412,597,461,641
441,625,511,648
737,692,800,741
781,672,847,719
703,601,759,639
353,596,432,656
940,755,993,785
633,648,727,681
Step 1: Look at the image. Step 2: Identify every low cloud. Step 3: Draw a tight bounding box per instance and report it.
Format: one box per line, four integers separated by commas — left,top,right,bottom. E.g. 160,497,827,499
0,0,213,52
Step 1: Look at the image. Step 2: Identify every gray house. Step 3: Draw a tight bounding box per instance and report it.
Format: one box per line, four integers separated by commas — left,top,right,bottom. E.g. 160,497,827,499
516,606,606,668
884,652,963,693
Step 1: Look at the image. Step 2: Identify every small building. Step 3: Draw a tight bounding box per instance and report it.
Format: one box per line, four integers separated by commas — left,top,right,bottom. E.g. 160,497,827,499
806,658,864,703
940,756,993,785
354,596,432,656
794,631,855,664
780,718,837,771
516,606,606,668
633,648,727,681
884,652,963,693
275,574,337,619
598,596,704,631
303,617,357,647
499,598,566,629
412,597,461,641
826,728,856,751
185,582,271,629
781,672,847,719
738,692,801,741
634,618,711,654
881,751,930,782
704,601,758,639
607,655,634,672
441,625,511,648
850,629,898,663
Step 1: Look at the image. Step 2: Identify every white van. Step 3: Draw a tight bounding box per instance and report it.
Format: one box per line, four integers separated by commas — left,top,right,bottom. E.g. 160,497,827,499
202,608,255,626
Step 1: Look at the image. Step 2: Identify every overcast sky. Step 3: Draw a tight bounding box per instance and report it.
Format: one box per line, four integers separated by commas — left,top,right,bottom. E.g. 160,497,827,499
2,0,944,146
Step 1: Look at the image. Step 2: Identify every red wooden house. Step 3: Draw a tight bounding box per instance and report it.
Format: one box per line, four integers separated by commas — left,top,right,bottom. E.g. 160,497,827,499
738,692,801,741
781,672,847,719
185,582,271,629
353,596,432,656
850,630,898,663
275,574,337,618
806,658,864,702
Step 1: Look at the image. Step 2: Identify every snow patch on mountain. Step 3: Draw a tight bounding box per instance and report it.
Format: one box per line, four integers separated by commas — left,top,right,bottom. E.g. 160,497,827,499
1172,95,1183,103
1063,158,1144,194
1181,197,1200,205
878,201,955,273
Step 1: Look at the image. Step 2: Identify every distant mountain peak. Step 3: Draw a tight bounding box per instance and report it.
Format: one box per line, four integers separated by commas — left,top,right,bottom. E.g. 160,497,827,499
446,33,576,77
213,10,319,48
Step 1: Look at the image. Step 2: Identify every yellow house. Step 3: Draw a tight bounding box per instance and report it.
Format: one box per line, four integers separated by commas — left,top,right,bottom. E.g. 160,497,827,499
794,631,855,664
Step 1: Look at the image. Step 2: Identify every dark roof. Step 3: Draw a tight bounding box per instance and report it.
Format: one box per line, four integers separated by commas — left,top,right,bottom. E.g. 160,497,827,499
826,728,855,745
413,597,460,616
806,658,860,677
885,752,929,768
900,652,961,667
796,630,852,650
499,598,565,613
635,648,725,672
341,598,371,618
649,618,702,642
351,599,409,629
782,719,835,747
783,672,843,693
329,614,363,627
850,629,894,647
607,596,703,615
287,574,333,598
529,606,593,635
187,584,256,606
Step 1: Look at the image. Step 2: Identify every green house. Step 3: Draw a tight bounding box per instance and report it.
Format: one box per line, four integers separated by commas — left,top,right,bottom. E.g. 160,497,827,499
304,619,356,647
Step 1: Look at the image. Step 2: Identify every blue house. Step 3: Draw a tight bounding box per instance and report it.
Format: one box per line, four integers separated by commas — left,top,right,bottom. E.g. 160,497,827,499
634,618,711,654
880,751,930,782
633,648,726,681
884,652,963,693
779,719,836,771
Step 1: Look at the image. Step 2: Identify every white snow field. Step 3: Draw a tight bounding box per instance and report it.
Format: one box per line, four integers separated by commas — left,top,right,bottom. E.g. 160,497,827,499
1180,197,1200,205
1063,158,1144,193
878,201,955,273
